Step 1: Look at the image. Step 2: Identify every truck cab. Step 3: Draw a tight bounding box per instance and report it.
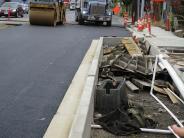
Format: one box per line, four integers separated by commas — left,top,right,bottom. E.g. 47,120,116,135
75,0,112,26
69,0,76,10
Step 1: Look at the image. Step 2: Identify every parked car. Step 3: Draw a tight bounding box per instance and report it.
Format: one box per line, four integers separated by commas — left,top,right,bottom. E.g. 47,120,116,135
0,2,24,18
20,3,29,14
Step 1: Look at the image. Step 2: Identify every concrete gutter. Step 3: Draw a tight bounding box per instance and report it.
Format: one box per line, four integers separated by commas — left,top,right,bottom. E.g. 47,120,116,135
44,39,102,138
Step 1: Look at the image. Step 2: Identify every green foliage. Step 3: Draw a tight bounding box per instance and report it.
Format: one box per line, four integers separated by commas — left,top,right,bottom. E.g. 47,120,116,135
114,0,118,3
122,0,132,6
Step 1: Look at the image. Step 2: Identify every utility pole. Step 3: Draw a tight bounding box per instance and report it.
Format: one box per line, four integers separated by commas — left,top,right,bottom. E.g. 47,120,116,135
162,1,166,19
132,0,138,23
137,0,140,19
141,0,145,18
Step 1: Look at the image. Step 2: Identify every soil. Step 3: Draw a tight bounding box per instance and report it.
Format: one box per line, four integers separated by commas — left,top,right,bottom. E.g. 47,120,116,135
92,79,184,138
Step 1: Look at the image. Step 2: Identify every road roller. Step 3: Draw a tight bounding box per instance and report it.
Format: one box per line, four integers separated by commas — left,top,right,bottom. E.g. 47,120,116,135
29,0,66,26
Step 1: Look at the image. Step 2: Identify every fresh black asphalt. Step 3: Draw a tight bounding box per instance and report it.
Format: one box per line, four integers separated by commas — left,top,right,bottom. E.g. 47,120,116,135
0,24,130,138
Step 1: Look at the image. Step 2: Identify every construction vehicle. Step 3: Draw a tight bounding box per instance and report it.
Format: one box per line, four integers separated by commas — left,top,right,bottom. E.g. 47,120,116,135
75,0,112,26
29,0,66,26
69,0,76,10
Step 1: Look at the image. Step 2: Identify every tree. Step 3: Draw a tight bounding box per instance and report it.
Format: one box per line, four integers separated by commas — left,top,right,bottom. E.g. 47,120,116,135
122,0,132,6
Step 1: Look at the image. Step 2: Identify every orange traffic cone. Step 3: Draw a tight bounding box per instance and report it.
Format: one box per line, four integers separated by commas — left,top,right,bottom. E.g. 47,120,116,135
144,15,147,28
137,18,141,31
113,5,120,15
141,18,144,30
165,15,170,31
147,14,151,34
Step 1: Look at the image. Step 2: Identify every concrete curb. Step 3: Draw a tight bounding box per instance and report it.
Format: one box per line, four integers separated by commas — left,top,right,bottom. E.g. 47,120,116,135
0,18,29,25
0,21,28,25
69,37,103,138
43,40,99,138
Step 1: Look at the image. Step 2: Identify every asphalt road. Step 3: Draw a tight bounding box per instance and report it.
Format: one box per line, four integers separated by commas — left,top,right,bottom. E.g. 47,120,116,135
0,12,130,138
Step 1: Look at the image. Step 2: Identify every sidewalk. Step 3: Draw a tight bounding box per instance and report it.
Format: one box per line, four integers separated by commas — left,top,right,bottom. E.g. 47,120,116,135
0,17,29,25
112,15,123,26
128,25,184,48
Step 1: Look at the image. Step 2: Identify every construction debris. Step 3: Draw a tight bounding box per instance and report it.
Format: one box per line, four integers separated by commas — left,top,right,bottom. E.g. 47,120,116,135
153,86,167,95
94,37,184,138
125,81,140,93
122,37,142,57
132,79,151,90
95,79,128,113
164,88,180,104
95,106,157,136
101,37,157,76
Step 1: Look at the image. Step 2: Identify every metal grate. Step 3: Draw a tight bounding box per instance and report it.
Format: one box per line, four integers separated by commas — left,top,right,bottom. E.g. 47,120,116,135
90,4,105,15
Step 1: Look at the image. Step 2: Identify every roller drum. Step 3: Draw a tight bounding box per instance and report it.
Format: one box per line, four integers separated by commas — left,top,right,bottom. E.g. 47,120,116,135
29,8,56,26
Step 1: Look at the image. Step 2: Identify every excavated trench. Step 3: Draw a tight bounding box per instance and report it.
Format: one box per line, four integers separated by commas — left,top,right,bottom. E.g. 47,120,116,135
91,37,184,138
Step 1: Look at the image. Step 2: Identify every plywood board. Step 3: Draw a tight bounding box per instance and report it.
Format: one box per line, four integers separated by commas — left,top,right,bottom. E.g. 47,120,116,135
122,37,142,57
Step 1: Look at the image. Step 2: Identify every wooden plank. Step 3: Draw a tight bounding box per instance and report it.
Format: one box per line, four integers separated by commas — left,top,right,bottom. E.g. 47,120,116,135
132,79,151,90
122,37,142,57
103,47,113,55
163,88,180,104
177,61,184,66
125,81,140,93
153,86,167,95
167,82,175,92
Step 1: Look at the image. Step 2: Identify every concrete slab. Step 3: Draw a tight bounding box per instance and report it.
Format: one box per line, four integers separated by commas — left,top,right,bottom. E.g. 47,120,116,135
146,37,184,48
